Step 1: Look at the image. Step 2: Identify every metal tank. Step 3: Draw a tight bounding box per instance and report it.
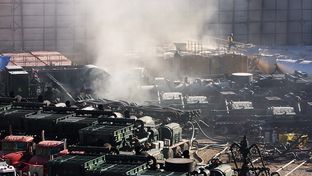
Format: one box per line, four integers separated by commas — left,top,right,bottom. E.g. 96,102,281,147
256,55,312,76
231,72,253,86
257,54,277,74
160,123,182,146
165,158,195,172
276,59,312,75
210,164,234,176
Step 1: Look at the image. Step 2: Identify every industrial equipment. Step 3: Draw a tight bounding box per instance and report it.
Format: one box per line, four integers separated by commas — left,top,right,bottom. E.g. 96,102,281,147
0,109,37,135
85,155,153,176
230,136,270,176
2,66,29,98
47,154,106,176
160,123,190,158
23,112,74,138
164,158,195,173
78,118,134,149
0,161,16,176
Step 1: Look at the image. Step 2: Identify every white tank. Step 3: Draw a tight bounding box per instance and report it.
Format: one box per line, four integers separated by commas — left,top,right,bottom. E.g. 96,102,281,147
257,55,312,77
277,59,312,75
231,72,253,85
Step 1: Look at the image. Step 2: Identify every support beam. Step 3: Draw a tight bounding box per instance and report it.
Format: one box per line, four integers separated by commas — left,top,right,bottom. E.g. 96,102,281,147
54,0,58,51
286,0,290,44
260,0,264,45
20,0,24,50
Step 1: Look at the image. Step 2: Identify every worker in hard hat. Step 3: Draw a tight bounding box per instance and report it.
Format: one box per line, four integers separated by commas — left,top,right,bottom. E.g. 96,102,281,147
228,33,235,50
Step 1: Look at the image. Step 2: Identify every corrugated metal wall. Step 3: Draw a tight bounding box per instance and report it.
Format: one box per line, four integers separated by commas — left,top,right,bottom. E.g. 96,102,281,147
0,0,88,63
0,0,311,63
203,0,312,45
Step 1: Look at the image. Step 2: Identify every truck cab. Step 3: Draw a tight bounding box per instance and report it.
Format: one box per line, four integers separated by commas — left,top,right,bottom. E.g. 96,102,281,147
0,135,34,166
27,140,68,176
0,161,16,176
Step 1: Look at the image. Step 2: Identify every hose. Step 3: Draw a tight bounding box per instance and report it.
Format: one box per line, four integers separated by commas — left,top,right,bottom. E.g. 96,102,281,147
284,157,312,176
187,121,196,145
193,144,212,164
194,120,227,143
199,120,210,128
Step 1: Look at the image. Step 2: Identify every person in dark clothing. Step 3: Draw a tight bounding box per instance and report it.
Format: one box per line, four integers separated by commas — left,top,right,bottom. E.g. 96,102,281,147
174,50,181,59
228,33,235,50
30,69,41,97
174,50,182,79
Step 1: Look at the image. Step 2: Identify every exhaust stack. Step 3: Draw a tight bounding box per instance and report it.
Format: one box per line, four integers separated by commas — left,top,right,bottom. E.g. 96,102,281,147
41,130,45,141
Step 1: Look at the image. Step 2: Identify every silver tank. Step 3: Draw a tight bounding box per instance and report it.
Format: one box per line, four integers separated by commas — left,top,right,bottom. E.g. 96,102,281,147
257,55,312,76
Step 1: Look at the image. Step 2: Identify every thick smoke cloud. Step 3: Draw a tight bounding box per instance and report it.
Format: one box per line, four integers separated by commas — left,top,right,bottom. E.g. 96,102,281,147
81,0,218,102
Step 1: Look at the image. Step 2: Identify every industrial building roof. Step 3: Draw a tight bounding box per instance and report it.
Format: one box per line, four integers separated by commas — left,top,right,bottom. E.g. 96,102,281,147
3,51,72,67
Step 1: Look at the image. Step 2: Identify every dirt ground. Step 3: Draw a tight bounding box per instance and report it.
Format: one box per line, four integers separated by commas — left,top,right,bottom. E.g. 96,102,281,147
191,137,312,176
194,148,312,175
268,162,312,176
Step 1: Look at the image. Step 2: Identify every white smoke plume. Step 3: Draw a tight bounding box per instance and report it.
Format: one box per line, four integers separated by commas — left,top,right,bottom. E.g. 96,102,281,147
81,0,218,102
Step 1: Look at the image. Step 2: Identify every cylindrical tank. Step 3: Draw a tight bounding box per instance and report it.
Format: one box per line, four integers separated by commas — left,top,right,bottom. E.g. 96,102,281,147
210,164,234,176
81,64,110,84
256,54,277,74
165,158,195,172
256,56,312,77
277,59,312,75
160,123,182,146
231,72,253,86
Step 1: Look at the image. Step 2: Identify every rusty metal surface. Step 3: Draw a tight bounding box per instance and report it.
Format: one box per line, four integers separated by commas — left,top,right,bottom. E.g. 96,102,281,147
3,51,72,67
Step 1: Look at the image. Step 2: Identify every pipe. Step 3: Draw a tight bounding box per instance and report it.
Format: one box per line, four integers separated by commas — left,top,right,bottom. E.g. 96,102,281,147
194,121,226,143
275,159,296,173
212,146,229,159
252,157,260,163
63,138,67,150
41,130,45,141
9,125,12,135
187,121,195,146
284,157,311,176
138,132,151,144
199,120,210,128
45,73,76,102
